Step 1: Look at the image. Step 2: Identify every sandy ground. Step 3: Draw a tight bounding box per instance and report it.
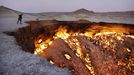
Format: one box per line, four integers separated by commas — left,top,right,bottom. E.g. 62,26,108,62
35,13,134,24
0,17,71,75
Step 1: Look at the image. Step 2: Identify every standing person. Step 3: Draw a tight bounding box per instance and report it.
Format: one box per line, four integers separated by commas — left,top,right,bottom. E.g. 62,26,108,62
17,14,23,24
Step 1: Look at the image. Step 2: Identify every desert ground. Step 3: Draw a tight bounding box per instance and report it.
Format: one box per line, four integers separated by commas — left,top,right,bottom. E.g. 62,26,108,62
0,6,134,75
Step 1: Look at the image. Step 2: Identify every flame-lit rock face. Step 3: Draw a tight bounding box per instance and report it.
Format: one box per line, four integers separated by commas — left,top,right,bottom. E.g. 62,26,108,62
40,38,91,75
31,20,134,75
10,20,134,75
78,35,134,75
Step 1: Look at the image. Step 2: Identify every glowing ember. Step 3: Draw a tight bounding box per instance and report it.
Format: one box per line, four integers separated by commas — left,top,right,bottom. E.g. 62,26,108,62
64,53,71,60
49,60,54,64
38,39,43,44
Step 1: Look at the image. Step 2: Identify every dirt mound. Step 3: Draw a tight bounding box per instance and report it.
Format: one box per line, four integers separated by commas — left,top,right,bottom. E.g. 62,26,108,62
73,8,94,13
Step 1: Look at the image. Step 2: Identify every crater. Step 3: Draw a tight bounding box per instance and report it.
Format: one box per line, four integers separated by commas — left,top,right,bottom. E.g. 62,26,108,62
5,20,134,75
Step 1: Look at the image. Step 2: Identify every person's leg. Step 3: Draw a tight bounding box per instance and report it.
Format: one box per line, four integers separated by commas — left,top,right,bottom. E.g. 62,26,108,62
17,19,19,24
20,19,22,24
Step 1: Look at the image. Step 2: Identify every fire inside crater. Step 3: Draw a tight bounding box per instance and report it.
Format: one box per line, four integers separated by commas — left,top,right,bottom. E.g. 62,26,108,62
6,20,134,75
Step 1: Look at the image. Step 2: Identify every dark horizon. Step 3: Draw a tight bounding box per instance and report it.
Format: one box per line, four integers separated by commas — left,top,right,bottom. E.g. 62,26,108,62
0,0,134,13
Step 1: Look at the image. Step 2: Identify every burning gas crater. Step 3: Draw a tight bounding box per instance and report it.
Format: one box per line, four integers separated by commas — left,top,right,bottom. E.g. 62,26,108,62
7,20,134,75
33,22,134,75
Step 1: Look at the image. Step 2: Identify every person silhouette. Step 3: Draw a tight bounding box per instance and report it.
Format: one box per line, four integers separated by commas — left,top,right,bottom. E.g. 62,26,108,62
17,14,23,24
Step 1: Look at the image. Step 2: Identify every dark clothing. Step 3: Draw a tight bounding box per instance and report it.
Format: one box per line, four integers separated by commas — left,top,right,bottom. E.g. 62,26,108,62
17,14,23,24
18,15,22,19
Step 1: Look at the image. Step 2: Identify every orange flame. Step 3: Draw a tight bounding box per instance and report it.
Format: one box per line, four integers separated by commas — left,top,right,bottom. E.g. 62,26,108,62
34,24,134,54
34,24,134,74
